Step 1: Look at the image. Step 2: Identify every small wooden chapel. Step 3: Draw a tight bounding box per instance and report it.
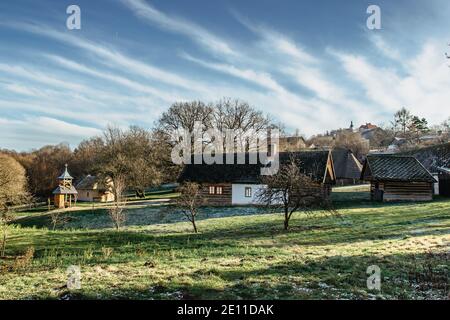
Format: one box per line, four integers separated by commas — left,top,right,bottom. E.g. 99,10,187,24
52,164,78,209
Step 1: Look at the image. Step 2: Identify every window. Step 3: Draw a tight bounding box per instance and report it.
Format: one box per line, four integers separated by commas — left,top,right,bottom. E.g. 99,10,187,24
245,187,252,198
209,186,223,195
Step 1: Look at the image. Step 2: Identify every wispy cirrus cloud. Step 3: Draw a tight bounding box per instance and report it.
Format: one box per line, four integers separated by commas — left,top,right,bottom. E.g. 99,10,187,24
1,21,206,92
1,0,450,151
45,54,180,103
120,0,236,57
0,116,102,150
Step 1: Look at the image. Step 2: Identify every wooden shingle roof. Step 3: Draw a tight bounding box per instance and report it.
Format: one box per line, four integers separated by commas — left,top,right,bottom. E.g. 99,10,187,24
362,155,436,183
178,151,334,184
52,185,78,195
402,143,450,173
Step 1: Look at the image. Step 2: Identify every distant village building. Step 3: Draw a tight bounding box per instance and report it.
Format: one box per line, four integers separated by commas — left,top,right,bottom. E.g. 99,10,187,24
178,151,336,206
278,136,307,152
385,137,408,154
75,175,115,202
359,123,378,131
361,155,436,202
52,164,78,209
332,148,363,186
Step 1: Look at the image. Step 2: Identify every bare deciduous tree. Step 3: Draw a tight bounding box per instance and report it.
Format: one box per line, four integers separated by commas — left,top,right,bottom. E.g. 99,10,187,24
392,107,412,135
256,156,336,231
0,154,29,257
212,98,271,152
334,131,370,160
99,126,163,199
50,210,70,231
108,174,127,231
175,182,204,233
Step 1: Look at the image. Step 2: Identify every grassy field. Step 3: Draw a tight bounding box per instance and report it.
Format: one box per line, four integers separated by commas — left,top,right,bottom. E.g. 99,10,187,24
0,186,449,300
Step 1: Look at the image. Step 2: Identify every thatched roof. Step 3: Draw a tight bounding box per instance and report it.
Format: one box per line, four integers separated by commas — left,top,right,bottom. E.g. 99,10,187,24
332,148,362,180
361,155,436,183
178,151,334,184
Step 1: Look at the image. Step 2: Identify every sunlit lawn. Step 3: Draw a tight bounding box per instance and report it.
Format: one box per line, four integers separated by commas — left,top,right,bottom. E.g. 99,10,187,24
1,186,449,300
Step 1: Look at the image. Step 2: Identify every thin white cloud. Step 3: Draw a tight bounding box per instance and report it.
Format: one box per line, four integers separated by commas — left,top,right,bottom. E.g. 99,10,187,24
334,40,450,124
0,116,102,151
370,35,401,61
2,21,206,93
45,54,179,103
120,0,236,57
181,52,285,93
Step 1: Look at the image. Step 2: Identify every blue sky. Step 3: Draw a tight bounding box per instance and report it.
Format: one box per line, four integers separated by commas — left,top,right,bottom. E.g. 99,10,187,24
1,0,450,151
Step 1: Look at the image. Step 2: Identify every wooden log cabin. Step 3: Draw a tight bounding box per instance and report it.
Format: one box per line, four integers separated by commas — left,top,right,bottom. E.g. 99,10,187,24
361,155,436,202
178,151,336,206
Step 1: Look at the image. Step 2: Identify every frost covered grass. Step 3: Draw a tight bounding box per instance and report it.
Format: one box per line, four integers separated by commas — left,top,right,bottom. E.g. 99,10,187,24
1,187,449,300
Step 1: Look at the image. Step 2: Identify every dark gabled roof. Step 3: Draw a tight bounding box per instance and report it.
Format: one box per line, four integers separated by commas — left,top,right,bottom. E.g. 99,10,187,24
401,143,450,173
332,148,363,180
52,185,78,195
361,155,436,183
178,151,334,184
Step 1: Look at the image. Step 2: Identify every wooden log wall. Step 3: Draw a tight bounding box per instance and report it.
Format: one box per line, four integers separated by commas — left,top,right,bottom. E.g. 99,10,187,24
372,181,433,202
200,183,232,206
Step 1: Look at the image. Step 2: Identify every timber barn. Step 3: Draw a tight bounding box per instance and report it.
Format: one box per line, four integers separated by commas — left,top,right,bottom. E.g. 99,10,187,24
361,155,436,202
178,150,336,206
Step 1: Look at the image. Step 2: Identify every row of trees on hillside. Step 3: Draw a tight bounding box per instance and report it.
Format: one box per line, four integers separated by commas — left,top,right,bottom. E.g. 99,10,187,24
1,98,274,200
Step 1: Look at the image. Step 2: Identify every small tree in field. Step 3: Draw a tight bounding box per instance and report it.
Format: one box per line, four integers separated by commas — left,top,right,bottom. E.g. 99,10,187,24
50,210,71,231
0,211,13,257
256,156,336,231
175,182,204,233
108,175,127,231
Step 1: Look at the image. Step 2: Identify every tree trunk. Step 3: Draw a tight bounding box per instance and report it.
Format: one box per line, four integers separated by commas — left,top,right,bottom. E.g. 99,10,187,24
284,211,289,230
191,216,198,233
1,229,6,257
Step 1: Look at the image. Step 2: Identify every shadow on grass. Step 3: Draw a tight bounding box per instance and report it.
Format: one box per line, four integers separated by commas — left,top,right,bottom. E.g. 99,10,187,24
28,251,449,300
12,205,271,230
